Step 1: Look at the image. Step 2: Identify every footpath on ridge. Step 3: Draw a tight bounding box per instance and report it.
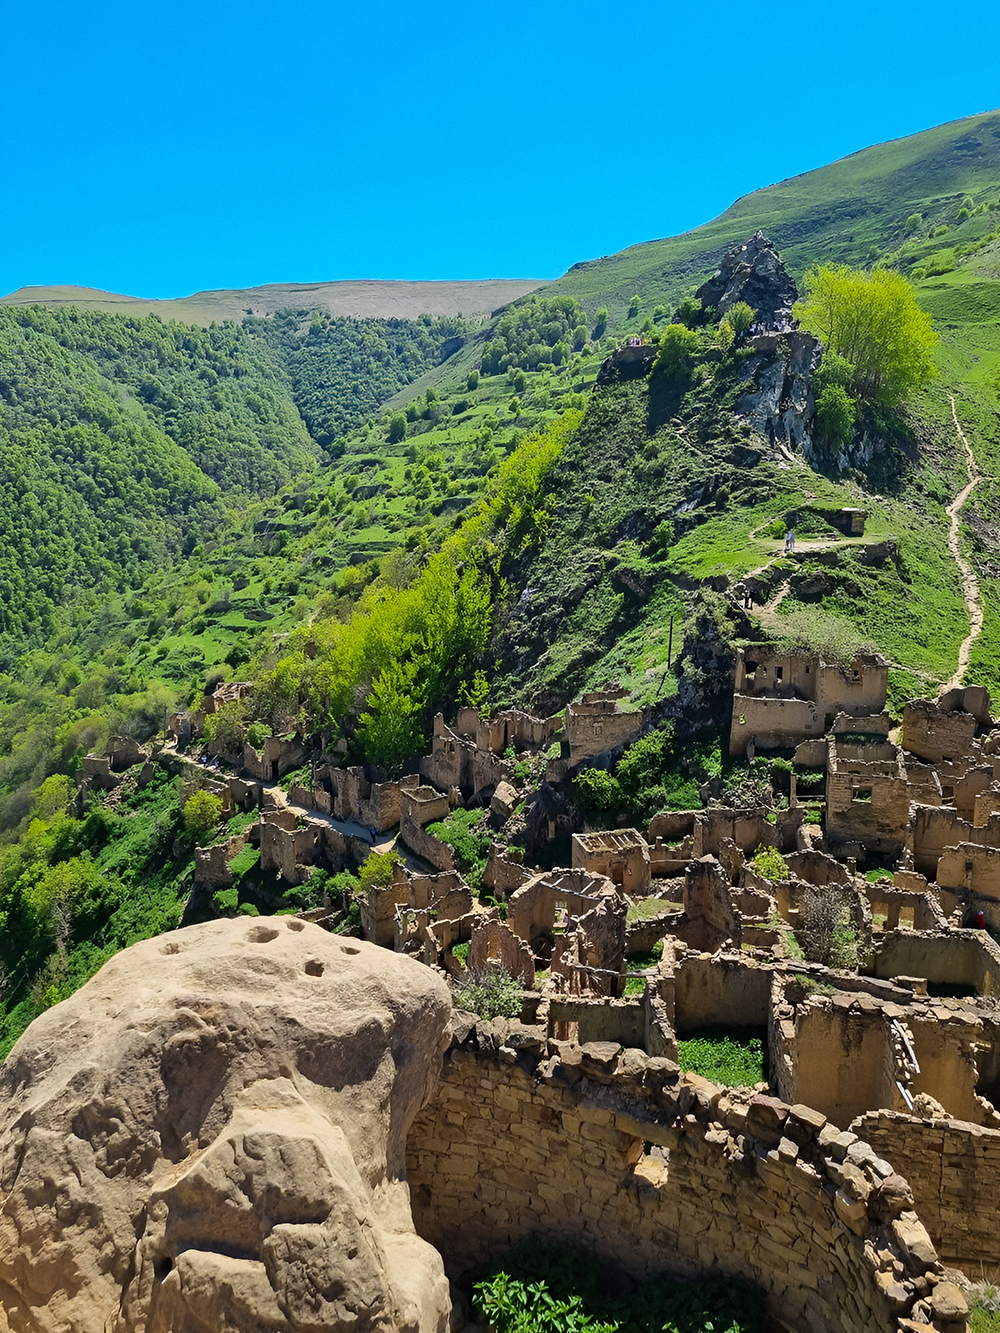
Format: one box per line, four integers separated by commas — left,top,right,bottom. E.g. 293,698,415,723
945,396,983,690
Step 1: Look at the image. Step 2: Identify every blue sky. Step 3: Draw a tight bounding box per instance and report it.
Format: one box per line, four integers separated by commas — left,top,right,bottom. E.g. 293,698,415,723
2,0,998,297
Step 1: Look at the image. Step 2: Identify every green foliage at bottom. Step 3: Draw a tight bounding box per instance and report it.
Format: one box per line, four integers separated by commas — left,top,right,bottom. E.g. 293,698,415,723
677,1029,766,1087
969,1283,1000,1333
474,1239,764,1333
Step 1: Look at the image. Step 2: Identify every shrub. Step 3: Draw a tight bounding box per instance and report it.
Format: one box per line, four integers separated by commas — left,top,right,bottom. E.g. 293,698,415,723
426,808,492,889
573,767,624,817
800,887,858,968
475,1239,765,1333
748,844,787,881
453,966,523,1019
183,789,223,839
678,1032,765,1087
357,849,401,893
724,300,754,338
245,720,270,750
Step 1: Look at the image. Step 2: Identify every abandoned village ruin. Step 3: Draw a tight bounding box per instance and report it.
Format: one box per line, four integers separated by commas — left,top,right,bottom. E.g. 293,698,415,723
3,235,990,1333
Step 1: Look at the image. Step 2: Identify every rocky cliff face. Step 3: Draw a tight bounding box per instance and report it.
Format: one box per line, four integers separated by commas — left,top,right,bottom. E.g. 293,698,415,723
690,232,822,454
0,917,453,1333
735,329,823,454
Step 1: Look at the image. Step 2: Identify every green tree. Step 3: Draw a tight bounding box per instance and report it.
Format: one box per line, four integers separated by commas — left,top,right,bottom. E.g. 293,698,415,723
651,323,701,388
357,849,401,892
183,790,223,839
749,844,787,881
466,369,480,391
794,264,937,407
674,296,704,328
593,307,609,338
628,294,641,318
387,412,407,443
904,212,923,233
814,383,857,452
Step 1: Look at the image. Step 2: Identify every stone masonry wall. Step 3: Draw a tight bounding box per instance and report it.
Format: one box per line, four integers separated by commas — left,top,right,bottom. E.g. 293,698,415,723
853,1109,1000,1272
406,1037,962,1333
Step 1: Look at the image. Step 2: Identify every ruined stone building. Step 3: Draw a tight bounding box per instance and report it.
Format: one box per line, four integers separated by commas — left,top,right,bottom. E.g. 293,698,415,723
730,646,888,756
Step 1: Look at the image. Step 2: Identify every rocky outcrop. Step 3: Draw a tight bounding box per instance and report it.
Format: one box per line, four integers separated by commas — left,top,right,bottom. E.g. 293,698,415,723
0,917,452,1333
693,230,798,324
735,329,822,452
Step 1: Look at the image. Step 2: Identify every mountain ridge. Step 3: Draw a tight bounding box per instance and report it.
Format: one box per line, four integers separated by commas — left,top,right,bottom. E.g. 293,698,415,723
0,277,547,327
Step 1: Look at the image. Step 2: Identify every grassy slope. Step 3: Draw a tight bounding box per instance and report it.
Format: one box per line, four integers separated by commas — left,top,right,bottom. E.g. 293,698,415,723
547,109,1000,320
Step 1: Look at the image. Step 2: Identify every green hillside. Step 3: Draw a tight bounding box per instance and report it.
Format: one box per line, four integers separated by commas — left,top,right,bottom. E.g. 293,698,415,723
1,110,1000,1041
549,109,1000,322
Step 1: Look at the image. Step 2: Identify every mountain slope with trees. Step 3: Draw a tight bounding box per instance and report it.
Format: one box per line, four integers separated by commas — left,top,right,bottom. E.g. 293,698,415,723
0,111,998,1045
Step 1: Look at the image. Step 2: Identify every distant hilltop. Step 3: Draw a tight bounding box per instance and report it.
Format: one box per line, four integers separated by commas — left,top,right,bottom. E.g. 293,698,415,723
0,277,547,326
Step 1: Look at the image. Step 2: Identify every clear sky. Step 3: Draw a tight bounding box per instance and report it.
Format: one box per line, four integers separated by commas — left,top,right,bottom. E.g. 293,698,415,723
3,0,998,298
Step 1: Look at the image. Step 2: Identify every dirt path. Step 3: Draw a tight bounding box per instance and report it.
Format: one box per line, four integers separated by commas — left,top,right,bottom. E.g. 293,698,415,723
944,396,983,690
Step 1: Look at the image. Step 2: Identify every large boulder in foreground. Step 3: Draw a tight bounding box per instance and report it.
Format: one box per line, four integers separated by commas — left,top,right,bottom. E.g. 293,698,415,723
0,917,453,1333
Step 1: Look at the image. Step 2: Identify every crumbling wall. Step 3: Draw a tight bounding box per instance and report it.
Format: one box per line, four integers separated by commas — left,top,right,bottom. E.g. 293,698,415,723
483,844,531,895
902,700,977,766
853,1109,1000,1273
399,785,456,872
730,694,823,755
421,714,512,796
406,1038,961,1333
673,950,772,1034
873,930,1000,997
909,805,997,880
937,840,1000,901
565,693,644,763
508,869,614,954
193,833,249,888
676,857,740,951
468,919,535,987
571,830,651,895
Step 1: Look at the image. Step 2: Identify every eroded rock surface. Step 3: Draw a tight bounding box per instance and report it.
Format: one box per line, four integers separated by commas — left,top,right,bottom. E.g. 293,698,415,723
0,917,453,1333
694,229,798,325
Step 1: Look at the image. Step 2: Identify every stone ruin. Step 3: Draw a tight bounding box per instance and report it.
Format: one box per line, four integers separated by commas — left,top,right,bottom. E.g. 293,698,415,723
70,662,1000,1326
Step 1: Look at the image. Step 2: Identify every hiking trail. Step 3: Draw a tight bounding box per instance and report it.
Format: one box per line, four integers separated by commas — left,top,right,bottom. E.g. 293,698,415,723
944,395,983,690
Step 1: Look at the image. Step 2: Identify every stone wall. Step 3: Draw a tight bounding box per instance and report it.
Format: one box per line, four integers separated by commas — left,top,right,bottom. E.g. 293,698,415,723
483,844,531,895
937,840,1000,902
571,829,651,895
874,929,1000,997
902,699,978,766
673,950,771,1033
854,1109,1000,1273
564,693,644,764
399,786,456,872
193,833,249,888
406,1036,962,1333
730,694,823,755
